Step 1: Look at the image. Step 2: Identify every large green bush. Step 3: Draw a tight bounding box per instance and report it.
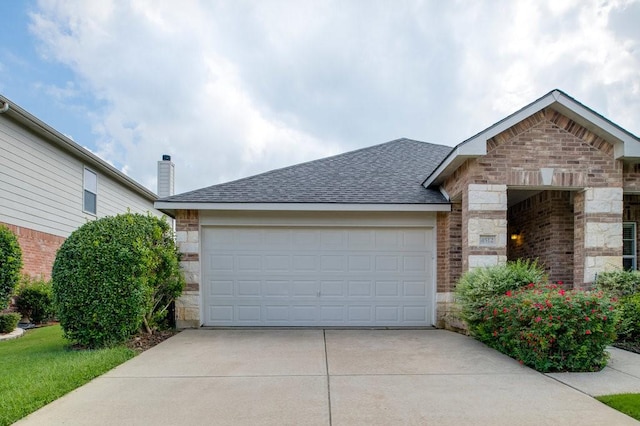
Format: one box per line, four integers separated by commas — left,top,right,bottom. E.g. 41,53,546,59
15,276,55,324
476,283,617,372
455,259,546,328
52,213,184,348
0,225,22,310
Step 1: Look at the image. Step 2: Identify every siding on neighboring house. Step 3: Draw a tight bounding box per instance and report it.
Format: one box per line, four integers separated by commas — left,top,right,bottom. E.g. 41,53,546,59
0,98,163,277
0,117,159,238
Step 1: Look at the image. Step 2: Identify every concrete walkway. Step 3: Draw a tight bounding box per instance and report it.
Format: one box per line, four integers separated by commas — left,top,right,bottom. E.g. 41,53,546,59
16,330,640,425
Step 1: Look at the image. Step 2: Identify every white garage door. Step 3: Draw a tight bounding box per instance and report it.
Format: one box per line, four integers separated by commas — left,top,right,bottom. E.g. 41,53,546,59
202,226,434,326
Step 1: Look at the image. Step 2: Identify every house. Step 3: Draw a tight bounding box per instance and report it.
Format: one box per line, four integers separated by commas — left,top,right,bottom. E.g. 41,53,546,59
0,95,170,279
155,90,640,329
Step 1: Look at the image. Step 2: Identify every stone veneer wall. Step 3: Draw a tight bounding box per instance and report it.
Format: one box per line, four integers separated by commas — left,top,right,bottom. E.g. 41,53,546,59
174,210,201,328
581,187,622,286
0,222,65,279
507,191,574,286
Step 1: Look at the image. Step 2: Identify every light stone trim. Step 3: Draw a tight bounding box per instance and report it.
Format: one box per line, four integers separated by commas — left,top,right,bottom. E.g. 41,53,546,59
585,222,623,249
179,260,201,286
584,256,622,283
175,291,200,328
177,230,200,243
468,255,507,269
436,292,455,303
468,218,507,247
468,184,507,211
584,187,623,214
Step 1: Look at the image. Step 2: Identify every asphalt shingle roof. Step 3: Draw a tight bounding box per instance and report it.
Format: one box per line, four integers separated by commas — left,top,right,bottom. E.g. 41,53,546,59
162,138,453,204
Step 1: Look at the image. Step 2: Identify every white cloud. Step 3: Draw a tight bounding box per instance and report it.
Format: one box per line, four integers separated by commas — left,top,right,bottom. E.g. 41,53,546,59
27,0,640,194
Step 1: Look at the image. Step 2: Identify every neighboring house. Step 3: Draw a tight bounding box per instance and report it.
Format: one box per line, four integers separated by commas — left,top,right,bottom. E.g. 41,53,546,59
0,95,168,279
155,89,640,329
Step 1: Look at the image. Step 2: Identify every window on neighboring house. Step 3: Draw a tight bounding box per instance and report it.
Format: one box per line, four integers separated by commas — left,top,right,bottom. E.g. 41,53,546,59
623,222,636,270
83,168,97,215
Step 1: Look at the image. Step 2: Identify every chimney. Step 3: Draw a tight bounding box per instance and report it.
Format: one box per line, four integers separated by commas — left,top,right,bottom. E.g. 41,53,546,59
157,154,175,198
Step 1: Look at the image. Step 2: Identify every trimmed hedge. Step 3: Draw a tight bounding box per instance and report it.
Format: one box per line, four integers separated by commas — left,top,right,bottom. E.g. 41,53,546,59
52,213,184,348
0,225,22,310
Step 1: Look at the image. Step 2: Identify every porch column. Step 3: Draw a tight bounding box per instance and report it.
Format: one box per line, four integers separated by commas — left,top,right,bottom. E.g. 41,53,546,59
574,188,623,287
463,184,508,271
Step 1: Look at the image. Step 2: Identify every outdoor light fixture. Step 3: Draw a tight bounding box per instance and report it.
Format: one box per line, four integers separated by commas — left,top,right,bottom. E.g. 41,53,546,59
510,230,521,241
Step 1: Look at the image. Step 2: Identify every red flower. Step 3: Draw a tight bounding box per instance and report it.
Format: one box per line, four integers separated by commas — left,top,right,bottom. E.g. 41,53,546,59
505,290,512,297
585,330,592,335
558,289,565,296
557,281,563,285
585,316,590,322
535,316,542,323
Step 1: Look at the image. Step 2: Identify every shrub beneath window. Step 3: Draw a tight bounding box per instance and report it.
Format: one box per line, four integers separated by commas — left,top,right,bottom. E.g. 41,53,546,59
455,259,546,329
0,225,22,310
52,213,184,348
595,270,640,297
615,294,640,343
15,276,55,324
595,270,640,343
0,312,21,334
476,283,617,372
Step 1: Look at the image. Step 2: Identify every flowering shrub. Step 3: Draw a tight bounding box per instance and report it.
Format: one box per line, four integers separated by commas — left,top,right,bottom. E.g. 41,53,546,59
475,283,617,372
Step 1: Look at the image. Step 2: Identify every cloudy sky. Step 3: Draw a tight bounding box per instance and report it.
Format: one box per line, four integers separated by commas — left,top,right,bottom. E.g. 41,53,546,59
1,0,639,194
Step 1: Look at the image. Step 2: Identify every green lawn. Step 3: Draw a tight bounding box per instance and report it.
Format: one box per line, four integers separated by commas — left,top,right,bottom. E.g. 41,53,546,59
597,393,640,421
0,325,136,426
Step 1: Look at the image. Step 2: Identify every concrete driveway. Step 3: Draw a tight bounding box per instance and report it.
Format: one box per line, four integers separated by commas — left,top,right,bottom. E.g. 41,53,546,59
17,329,639,425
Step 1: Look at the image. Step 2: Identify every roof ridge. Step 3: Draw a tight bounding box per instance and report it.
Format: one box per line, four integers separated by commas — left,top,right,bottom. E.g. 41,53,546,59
167,138,448,200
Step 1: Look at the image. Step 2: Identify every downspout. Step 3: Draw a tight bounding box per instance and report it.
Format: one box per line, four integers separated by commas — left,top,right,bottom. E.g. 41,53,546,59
0,101,9,113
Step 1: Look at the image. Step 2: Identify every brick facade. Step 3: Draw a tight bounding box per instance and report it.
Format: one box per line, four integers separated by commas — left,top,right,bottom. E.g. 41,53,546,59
1,222,65,279
439,107,625,300
507,191,574,285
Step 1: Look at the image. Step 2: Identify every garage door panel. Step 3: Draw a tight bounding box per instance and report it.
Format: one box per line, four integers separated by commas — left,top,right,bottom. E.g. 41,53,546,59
202,227,434,326
404,281,426,297
292,281,317,296
210,280,233,296
348,281,373,296
293,255,316,271
237,281,261,296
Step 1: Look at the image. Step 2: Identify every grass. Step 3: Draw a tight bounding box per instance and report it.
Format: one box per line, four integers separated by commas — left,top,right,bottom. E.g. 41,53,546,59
597,393,640,421
0,325,136,426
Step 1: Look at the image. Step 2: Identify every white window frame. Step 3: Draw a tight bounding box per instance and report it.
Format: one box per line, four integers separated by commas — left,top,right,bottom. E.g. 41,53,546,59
623,222,636,271
83,167,98,215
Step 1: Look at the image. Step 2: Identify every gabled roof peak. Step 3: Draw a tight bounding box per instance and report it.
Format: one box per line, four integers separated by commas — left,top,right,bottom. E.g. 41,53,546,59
423,89,640,188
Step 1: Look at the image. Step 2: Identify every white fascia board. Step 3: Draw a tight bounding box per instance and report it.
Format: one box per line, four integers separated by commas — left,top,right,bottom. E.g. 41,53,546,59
154,202,451,212
552,91,640,159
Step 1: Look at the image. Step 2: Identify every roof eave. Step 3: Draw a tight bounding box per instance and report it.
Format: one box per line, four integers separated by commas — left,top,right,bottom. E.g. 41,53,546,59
422,89,640,188
155,202,451,216
0,95,158,202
